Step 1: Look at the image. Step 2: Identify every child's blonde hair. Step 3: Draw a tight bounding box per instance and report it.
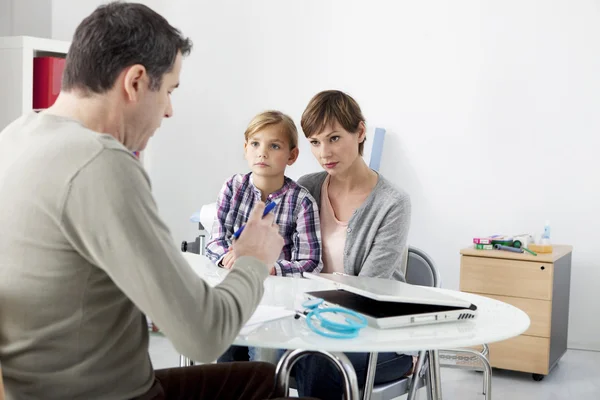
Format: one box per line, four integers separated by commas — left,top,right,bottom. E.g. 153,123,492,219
244,111,298,150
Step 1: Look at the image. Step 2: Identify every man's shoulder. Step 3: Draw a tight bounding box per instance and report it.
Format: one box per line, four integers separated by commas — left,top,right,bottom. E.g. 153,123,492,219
64,134,140,184
2,112,136,175
63,123,132,160
26,112,132,160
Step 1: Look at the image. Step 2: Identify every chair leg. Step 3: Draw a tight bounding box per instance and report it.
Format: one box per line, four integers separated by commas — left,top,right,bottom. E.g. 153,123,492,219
362,352,378,400
481,344,490,396
425,362,434,400
483,369,489,396
481,343,490,358
482,357,492,400
274,349,360,400
179,355,194,367
438,344,491,398
443,348,492,400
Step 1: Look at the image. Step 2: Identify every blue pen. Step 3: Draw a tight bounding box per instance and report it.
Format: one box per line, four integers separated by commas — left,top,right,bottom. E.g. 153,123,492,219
232,198,280,239
219,199,280,263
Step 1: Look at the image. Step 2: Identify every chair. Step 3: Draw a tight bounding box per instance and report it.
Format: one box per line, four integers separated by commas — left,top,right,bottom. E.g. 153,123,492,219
179,210,209,367
367,247,492,400
366,246,442,400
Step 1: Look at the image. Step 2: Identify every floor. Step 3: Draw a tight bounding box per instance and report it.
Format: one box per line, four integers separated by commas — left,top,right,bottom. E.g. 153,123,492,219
149,335,600,399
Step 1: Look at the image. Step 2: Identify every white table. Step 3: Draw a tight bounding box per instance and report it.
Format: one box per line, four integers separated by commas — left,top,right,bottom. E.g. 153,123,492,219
181,253,530,400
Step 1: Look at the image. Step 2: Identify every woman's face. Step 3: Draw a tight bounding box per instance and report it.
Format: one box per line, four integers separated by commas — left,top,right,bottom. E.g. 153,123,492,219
307,120,366,177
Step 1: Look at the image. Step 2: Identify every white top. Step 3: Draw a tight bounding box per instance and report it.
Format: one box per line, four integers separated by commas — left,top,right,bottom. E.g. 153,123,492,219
183,253,531,353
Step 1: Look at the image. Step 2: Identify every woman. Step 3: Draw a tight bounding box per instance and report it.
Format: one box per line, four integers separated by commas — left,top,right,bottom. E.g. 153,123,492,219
294,90,413,399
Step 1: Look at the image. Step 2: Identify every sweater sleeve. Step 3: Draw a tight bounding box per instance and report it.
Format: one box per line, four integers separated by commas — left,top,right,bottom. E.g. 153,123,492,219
358,192,411,281
59,149,269,362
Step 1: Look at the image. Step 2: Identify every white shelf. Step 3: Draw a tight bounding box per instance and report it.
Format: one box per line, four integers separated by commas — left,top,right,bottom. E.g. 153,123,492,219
0,36,71,130
0,35,70,54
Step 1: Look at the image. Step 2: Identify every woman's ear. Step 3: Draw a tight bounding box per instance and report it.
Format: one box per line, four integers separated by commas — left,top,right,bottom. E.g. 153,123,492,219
287,147,300,166
357,121,367,143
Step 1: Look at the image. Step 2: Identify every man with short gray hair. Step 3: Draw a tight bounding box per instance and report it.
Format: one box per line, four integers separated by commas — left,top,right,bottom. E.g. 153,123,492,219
0,3,313,399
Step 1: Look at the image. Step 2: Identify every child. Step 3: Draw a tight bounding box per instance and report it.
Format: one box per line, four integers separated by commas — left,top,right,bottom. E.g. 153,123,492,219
206,110,322,276
206,111,322,363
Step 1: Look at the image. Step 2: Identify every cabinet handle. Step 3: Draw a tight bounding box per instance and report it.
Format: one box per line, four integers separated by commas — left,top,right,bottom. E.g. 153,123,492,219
540,266,545,271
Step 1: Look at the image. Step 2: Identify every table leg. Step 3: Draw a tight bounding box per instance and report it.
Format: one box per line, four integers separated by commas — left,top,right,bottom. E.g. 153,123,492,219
427,350,443,400
362,352,378,400
407,350,427,400
274,349,360,400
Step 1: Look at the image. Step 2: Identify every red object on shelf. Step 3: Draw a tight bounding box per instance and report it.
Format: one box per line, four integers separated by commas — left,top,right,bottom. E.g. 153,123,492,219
33,57,66,109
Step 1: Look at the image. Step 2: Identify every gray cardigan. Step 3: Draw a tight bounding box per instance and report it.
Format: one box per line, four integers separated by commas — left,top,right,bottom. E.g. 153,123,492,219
298,172,411,281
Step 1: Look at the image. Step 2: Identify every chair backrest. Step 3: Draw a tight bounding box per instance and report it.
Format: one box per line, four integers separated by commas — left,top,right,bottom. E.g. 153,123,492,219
182,203,217,255
405,246,441,288
198,203,217,233
367,127,386,172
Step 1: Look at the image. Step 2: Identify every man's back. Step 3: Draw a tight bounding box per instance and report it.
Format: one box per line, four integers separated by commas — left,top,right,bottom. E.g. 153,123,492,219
0,113,153,399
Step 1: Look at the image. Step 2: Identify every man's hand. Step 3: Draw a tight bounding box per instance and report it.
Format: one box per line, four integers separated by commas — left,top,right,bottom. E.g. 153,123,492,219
232,202,283,269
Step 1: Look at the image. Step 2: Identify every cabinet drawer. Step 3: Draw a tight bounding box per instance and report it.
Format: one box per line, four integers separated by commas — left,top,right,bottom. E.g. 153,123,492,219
477,294,551,338
460,256,553,300
489,335,550,374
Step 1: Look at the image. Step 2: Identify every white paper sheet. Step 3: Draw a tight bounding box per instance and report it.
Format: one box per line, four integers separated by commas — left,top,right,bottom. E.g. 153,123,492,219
239,305,295,336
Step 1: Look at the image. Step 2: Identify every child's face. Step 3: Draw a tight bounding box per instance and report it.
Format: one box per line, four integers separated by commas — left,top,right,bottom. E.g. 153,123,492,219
308,120,366,177
244,124,298,178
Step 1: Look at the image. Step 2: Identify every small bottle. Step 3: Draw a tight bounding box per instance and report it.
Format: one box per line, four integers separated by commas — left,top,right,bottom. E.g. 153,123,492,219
530,220,553,253
542,220,551,242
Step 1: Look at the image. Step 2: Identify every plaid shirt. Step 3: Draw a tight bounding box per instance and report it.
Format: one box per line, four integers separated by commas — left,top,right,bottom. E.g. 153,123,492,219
205,173,322,276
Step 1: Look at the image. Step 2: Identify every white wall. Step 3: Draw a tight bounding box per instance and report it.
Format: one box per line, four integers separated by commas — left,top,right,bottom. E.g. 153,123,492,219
149,0,600,351
12,0,52,37
0,0,52,37
0,0,11,36
47,0,600,350
52,0,167,41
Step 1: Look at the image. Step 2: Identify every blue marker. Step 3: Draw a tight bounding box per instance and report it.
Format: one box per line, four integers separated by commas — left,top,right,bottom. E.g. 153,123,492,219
232,198,280,240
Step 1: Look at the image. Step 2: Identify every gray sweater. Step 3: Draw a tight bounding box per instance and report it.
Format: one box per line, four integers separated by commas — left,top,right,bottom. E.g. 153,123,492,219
298,172,411,281
0,113,269,400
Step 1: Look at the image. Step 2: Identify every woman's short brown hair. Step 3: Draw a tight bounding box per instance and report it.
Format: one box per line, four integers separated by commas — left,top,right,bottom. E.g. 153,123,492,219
300,90,366,155
244,111,298,149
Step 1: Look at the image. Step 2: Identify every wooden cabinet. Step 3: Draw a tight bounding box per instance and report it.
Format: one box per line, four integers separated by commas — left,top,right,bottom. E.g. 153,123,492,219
460,245,572,380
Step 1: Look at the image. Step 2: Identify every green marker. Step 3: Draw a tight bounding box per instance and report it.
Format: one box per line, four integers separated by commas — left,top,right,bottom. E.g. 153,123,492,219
523,247,537,256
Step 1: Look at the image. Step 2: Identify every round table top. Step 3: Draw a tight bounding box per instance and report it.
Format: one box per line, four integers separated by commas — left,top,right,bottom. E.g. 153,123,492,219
183,253,530,353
